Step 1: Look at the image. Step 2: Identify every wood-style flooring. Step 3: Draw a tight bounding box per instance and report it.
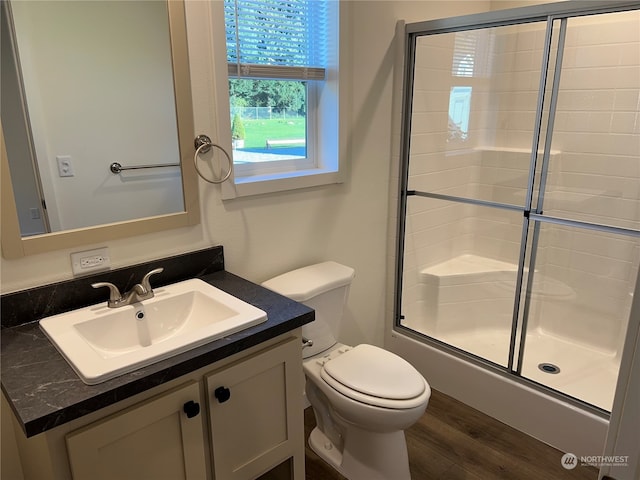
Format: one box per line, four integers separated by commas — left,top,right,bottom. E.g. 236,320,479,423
304,389,598,480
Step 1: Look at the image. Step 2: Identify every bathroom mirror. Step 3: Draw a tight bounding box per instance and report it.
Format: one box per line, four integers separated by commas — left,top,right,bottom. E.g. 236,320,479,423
1,0,199,259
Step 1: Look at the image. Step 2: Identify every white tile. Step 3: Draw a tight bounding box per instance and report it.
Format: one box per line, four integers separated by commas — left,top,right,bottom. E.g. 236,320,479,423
619,42,640,67
614,89,640,112
573,44,622,68
611,112,639,134
616,66,640,89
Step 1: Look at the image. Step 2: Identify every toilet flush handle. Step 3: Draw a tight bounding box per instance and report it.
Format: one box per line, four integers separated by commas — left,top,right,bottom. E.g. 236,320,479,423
302,337,314,349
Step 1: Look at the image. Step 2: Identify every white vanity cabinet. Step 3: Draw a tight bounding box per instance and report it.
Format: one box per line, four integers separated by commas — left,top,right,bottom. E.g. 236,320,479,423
206,335,305,479
9,333,305,480
66,381,207,480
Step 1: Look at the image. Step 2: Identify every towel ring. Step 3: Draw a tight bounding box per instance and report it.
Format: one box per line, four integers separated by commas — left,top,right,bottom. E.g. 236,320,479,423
193,135,232,184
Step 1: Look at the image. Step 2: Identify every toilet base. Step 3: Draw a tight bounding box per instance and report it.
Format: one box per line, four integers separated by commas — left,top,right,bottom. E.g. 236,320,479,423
308,424,412,480
309,427,347,476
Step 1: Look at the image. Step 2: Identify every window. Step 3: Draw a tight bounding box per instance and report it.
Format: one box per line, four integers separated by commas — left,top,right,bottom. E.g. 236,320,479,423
447,30,492,143
229,79,312,171
448,86,472,141
220,0,342,198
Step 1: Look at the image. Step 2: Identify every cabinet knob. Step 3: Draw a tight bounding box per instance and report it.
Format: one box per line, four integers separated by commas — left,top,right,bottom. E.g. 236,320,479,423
214,386,231,403
183,400,200,418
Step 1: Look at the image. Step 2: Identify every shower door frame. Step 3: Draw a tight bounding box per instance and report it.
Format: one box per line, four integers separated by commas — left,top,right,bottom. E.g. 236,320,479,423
395,0,640,414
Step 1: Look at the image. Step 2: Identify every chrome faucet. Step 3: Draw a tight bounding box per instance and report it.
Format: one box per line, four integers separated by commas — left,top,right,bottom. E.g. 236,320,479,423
92,268,164,308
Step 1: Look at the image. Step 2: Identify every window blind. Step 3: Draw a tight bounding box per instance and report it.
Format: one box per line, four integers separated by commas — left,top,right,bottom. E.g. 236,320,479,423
451,29,493,78
452,31,477,77
225,0,327,80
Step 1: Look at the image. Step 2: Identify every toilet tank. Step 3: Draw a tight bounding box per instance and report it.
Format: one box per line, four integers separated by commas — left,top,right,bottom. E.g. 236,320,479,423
261,262,355,358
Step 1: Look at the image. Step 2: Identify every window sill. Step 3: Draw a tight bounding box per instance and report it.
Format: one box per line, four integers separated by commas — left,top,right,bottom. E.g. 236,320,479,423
221,167,343,199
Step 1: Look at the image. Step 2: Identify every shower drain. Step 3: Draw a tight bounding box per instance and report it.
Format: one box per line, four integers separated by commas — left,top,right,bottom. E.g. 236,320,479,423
538,363,561,374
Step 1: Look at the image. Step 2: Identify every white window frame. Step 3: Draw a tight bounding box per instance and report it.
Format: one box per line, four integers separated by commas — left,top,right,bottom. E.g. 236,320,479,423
209,0,345,200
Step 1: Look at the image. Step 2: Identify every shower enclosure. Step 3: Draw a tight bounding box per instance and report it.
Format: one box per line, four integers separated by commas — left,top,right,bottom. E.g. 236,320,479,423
395,0,640,418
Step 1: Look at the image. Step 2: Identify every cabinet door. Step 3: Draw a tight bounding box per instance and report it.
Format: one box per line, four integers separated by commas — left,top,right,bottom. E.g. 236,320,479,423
206,337,304,480
66,381,207,480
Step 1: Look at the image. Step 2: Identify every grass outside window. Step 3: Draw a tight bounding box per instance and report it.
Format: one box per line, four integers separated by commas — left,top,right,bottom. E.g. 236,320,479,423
240,118,306,150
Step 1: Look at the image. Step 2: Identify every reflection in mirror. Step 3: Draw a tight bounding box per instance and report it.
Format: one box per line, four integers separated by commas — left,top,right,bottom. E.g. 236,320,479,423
1,0,185,236
1,0,199,259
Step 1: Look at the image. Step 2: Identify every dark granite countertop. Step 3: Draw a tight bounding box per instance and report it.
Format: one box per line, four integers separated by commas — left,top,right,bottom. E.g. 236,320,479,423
1,269,314,438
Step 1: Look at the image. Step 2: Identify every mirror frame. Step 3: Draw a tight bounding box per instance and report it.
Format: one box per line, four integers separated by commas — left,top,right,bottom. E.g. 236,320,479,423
1,0,199,259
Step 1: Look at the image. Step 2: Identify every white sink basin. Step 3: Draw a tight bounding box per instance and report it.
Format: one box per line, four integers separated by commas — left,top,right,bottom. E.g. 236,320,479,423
40,278,267,385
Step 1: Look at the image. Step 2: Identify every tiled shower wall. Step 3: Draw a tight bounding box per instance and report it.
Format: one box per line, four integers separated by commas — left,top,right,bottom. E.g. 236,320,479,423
539,12,640,334
403,9,639,352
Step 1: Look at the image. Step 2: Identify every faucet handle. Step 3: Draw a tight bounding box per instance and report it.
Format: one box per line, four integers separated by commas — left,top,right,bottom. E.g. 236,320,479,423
140,267,164,292
91,282,123,304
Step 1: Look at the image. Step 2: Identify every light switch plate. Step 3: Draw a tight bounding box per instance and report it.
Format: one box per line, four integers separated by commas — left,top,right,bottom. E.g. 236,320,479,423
71,247,111,276
56,155,75,177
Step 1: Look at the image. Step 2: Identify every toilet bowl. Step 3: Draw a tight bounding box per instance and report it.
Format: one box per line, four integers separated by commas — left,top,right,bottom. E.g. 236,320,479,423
303,343,430,479
262,262,431,480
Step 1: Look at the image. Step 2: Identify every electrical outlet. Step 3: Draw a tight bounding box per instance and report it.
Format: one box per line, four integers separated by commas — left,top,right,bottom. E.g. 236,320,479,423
71,247,111,276
81,255,105,268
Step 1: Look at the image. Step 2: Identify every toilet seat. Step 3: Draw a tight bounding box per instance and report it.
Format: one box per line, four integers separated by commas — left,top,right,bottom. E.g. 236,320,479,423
319,344,427,409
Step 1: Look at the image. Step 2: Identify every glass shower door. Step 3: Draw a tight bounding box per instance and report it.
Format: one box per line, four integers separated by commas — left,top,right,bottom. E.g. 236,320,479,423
517,10,640,411
399,20,556,368
397,3,640,412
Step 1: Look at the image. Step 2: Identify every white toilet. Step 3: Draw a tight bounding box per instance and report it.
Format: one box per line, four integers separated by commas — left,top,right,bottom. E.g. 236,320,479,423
262,261,430,480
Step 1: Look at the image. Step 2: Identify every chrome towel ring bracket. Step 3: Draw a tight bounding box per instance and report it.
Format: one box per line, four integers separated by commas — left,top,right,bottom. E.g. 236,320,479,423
193,135,232,184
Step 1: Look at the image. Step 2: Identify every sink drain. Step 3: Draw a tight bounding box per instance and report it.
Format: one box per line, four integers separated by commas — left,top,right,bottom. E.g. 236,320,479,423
538,363,560,374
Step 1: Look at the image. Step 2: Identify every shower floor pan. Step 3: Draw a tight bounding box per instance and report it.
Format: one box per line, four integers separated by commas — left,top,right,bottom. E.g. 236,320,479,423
402,254,622,411
401,324,618,411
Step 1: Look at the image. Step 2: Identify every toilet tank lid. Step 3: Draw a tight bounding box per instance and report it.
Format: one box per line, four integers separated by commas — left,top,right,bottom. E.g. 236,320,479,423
261,261,355,301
